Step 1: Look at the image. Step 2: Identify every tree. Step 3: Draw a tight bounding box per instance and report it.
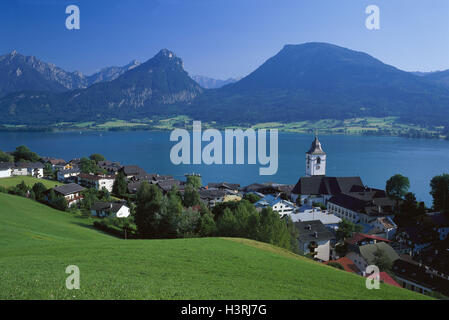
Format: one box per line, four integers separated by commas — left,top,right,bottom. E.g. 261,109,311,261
430,174,449,214
186,175,202,189
89,153,106,163
135,182,163,238
372,248,393,272
159,191,182,238
178,207,201,237
336,219,362,240
32,182,48,202
43,163,56,179
112,171,127,197
198,211,217,237
0,150,13,162
386,174,410,213
183,184,201,207
12,145,39,162
80,157,105,174
243,193,260,204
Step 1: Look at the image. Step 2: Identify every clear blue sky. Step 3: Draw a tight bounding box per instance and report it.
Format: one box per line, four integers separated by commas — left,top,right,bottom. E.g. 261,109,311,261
1,0,448,79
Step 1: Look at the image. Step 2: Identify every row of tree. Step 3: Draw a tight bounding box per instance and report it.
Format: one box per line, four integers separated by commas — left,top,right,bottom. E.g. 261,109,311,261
133,181,299,253
386,173,449,226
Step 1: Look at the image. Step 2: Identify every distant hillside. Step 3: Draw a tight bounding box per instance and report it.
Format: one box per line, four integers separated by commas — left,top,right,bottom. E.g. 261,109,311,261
0,50,85,96
0,193,426,299
191,75,238,89
187,43,449,127
87,60,141,85
421,70,449,88
0,43,448,128
0,51,143,97
0,49,203,124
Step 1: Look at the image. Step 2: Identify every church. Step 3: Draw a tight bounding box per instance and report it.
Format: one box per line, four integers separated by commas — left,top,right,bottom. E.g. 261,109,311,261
291,136,397,238
291,136,365,206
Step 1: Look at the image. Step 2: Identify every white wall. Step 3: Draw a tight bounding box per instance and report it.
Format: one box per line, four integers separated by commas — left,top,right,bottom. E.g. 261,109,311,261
0,169,12,178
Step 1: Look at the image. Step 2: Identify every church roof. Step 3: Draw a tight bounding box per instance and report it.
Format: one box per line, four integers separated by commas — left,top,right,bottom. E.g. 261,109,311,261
291,176,364,196
306,136,326,155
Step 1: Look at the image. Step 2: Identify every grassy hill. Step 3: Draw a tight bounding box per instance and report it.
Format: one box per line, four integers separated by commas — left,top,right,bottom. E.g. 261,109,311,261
0,176,62,189
0,193,430,300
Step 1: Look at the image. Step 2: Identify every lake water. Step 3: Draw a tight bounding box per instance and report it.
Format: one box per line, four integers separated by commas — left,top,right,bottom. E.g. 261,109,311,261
1,130,448,206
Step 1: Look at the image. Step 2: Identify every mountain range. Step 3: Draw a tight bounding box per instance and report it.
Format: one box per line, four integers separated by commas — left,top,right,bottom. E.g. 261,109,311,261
0,43,448,128
191,75,238,89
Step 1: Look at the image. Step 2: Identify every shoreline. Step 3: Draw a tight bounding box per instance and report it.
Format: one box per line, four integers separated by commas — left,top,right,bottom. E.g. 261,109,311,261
0,123,447,141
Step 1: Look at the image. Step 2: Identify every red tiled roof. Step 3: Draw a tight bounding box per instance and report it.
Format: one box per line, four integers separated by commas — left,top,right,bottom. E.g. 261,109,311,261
346,233,390,245
324,257,360,274
376,272,401,288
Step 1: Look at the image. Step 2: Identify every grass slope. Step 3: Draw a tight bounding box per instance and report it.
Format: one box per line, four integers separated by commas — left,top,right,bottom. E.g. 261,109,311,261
0,176,62,189
0,193,429,300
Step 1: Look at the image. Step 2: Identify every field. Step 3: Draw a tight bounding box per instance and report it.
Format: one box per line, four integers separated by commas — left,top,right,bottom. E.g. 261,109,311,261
0,193,429,300
0,176,62,189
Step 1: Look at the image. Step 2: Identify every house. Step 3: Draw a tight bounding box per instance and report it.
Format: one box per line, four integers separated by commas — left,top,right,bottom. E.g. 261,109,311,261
415,246,449,281
97,160,122,175
295,220,336,261
11,164,28,176
324,257,361,273
57,167,81,182
394,225,437,255
91,201,130,218
254,194,295,215
291,176,365,206
156,179,185,194
16,162,44,178
366,272,401,288
77,173,116,192
207,182,240,194
198,188,228,207
49,183,85,207
392,258,449,296
345,241,399,275
427,213,449,240
241,182,294,198
327,189,394,226
371,216,398,240
346,233,390,247
287,206,341,230
120,165,147,180
42,157,67,170
0,162,13,178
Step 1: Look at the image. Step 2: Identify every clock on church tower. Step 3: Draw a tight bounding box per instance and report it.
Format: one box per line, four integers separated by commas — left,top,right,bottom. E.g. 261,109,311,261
305,136,326,176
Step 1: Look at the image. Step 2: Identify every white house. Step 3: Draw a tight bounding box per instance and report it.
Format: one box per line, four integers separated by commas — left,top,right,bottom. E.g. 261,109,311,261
57,168,81,182
0,162,13,178
48,183,85,207
91,202,130,218
296,220,335,261
288,205,342,231
18,162,44,178
255,194,295,215
78,173,116,192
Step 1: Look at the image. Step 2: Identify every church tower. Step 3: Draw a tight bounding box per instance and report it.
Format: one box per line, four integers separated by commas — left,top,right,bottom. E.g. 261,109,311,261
306,136,326,176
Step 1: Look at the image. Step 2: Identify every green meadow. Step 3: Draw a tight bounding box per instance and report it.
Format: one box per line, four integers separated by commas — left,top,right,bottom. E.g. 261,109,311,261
0,192,429,300
0,176,62,189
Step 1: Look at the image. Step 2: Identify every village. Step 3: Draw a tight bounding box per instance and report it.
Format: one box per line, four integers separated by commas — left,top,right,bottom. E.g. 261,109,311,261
0,137,448,298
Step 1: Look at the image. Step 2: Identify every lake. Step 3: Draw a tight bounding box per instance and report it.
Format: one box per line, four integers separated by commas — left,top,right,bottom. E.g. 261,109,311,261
1,130,448,206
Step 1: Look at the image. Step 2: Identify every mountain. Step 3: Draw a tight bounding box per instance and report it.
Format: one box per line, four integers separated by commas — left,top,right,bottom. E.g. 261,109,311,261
87,60,141,85
191,75,238,89
0,50,87,96
0,43,448,128
0,49,202,124
187,43,449,126
420,70,449,88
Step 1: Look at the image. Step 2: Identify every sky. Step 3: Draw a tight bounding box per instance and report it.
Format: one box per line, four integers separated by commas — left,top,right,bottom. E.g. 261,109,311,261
1,0,448,79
